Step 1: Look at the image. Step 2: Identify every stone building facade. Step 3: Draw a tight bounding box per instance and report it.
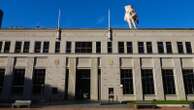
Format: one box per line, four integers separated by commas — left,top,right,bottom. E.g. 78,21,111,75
0,29,194,102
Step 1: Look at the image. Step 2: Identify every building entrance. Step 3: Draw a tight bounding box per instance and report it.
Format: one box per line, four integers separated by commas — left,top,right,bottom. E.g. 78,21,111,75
76,69,90,100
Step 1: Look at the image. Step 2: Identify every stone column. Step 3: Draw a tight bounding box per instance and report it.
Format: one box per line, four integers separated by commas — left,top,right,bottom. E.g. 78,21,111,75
133,41,138,54
29,41,34,53
23,58,34,99
2,57,15,99
71,42,75,53
173,58,186,100
90,58,98,101
10,41,15,53
92,42,96,53
153,58,165,100
68,57,76,99
132,58,143,100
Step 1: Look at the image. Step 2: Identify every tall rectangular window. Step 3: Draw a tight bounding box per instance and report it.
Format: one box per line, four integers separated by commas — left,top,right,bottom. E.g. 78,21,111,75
66,41,71,53
146,42,152,53
118,42,124,53
177,42,184,54
12,69,25,96
166,42,172,54
32,69,46,95
96,42,101,53
0,69,5,93
185,42,192,54
162,69,176,94
183,69,194,94
4,41,10,53
14,41,22,53
141,69,155,94
107,42,112,53
55,41,60,53
127,42,133,54
120,69,133,94
23,41,30,53
34,41,41,53
157,42,164,53
75,42,92,53
43,41,49,53
0,41,2,53
138,42,144,54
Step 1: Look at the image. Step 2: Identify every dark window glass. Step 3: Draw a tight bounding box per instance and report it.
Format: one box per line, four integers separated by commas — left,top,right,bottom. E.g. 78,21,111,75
138,42,144,53
75,42,92,53
14,41,22,53
107,42,112,53
127,42,133,54
177,42,184,54
141,69,155,94
32,69,45,95
23,41,30,53
157,42,164,53
0,41,2,53
34,41,41,53
96,42,101,53
162,69,176,94
52,87,58,94
183,69,194,94
55,41,60,53
4,41,10,53
12,69,25,96
166,42,173,54
66,42,71,53
0,69,5,93
146,42,152,53
43,41,49,53
118,42,124,53
121,69,133,94
186,42,192,54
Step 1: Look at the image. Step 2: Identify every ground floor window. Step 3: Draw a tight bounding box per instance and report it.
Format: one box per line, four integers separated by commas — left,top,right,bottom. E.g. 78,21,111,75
162,69,176,94
120,69,133,94
141,69,155,95
12,69,25,96
0,69,5,94
32,69,45,95
183,69,194,94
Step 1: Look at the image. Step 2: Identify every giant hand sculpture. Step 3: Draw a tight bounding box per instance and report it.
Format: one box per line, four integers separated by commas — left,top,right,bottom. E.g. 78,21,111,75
124,5,138,29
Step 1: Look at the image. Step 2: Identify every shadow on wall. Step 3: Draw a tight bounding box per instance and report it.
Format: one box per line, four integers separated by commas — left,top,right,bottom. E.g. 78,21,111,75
0,73,74,105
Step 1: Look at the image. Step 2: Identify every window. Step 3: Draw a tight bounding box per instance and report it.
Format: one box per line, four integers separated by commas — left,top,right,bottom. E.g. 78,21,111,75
12,69,25,96
138,42,144,53
23,41,30,53
166,42,172,54
96,42,101,53
14,41,22,53
52,87,58,94
120,69,133,94
146,42,152,53
183,69,194,94
43,41,49,53
185,42,192,54
0,69,5,93
127,42,133,53
34,41,41,53
66,41,71,53
157,42,164,53
177,42,184,54
118,42,124,53
75,42,92,53
141,69,155,94
4,41,10,53
107,42,112,53
32,69,45,95
55,41,60,53
162,69,176,94
0,41,2,53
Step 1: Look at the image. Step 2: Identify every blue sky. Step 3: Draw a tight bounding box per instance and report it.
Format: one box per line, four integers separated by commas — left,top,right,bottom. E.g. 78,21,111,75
0,0,194,28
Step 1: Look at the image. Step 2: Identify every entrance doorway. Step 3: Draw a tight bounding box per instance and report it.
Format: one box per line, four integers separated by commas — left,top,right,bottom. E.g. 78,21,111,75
76,69,90,100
